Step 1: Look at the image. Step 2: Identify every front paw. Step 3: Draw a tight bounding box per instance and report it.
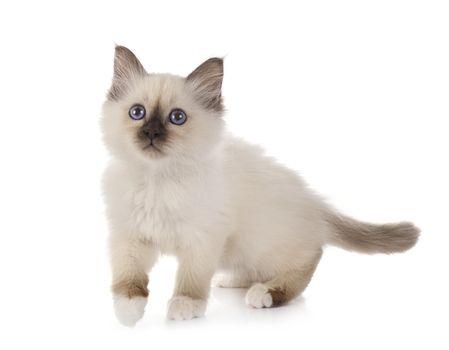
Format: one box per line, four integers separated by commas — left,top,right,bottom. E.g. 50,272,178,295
113,295,147,326
167,296,206,321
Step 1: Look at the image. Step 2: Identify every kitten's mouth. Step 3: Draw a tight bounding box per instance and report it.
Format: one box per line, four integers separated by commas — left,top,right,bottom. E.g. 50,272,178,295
142,141,162,153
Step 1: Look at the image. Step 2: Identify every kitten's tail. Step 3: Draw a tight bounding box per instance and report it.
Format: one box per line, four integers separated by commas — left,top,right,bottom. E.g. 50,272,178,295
325,212,420,254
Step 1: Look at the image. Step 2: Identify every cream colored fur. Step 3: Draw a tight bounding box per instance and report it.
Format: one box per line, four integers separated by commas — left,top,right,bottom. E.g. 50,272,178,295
102,46,419,323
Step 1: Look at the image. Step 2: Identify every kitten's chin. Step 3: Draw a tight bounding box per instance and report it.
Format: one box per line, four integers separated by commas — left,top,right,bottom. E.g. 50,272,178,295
141,146,165,159
135,141,169,161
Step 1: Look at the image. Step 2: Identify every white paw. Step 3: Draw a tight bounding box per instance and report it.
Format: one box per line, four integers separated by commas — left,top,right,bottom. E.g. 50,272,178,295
245,283,273,308
113,295,147,326
167,296,206,321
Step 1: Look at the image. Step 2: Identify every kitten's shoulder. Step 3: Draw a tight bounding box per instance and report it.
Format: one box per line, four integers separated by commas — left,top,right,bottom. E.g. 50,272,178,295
222,136,282,172
223,135,266,160
222,135,303,184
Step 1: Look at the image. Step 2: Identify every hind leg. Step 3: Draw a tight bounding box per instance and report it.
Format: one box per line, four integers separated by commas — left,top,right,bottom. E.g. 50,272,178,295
246,249,322,308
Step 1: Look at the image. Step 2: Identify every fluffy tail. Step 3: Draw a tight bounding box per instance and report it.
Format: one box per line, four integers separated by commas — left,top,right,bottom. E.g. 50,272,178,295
325,212,420,254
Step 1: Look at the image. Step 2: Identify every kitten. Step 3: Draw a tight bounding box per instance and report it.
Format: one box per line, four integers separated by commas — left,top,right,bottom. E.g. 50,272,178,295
101,45,419,324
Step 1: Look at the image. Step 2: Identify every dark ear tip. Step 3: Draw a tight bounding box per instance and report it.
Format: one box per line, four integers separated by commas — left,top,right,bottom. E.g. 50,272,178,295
114,45,129,54
208,57,224,66
206,57,224,73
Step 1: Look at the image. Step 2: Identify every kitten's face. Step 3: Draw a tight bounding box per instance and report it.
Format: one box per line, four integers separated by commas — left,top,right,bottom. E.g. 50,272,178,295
102,46,224,163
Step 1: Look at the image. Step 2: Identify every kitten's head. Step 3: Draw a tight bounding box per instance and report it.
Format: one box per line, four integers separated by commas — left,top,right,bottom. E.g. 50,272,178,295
101,46,225,163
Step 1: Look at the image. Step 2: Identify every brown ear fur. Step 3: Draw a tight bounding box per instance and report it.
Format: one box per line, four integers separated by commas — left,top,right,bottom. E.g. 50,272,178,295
108,45,147,101
186,58,224,112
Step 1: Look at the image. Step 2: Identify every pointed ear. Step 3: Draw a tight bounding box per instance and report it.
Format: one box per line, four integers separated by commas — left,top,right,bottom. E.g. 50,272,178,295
186,58,224,111
107,45,147,101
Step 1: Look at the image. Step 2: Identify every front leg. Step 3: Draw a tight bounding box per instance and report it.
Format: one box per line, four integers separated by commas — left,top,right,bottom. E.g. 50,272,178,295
167,243,221,321
110,233,158,326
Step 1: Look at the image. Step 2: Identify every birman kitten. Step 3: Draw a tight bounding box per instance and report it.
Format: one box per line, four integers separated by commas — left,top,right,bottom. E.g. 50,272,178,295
101,46,419,324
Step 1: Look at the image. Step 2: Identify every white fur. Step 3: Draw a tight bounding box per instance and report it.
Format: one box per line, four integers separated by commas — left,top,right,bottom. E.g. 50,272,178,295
245,284,273,308
113,296,147,327
167,296,206,321
102,72,331,321
212,272,252,288
103,136,329,272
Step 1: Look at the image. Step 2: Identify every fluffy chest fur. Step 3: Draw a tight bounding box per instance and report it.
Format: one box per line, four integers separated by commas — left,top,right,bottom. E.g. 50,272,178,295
104,159,228,253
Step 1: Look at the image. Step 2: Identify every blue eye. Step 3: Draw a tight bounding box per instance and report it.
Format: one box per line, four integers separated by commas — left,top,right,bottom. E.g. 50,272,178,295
169,109,187,125
129,104,146,120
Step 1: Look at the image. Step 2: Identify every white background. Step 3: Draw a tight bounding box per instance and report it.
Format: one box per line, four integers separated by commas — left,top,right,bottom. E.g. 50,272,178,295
0,1,448,349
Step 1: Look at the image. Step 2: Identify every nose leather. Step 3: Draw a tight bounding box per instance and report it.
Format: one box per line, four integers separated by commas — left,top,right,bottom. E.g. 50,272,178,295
142,119,165,141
